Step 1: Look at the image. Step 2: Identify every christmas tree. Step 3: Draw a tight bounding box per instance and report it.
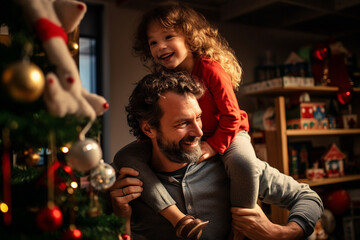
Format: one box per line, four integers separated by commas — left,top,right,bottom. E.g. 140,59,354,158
0,1,125,239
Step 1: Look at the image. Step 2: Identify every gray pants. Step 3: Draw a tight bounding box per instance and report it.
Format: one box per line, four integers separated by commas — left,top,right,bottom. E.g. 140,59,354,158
112,131,259,212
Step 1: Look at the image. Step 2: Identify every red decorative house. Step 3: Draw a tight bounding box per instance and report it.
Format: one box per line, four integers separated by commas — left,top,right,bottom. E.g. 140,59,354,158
286,102,329,130
322,144,345,177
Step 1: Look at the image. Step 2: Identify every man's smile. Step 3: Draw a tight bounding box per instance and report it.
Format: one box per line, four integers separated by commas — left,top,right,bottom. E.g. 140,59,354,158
181,137,201,148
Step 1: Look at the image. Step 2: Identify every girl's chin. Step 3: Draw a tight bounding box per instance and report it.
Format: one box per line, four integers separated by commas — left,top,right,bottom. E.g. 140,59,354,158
163,64,178,70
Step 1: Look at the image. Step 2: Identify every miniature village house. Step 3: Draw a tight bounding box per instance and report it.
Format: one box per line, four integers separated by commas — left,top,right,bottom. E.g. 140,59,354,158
322,144,345,178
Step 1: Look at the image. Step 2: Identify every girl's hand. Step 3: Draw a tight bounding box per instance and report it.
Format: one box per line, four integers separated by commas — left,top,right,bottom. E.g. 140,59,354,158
198,141,217,163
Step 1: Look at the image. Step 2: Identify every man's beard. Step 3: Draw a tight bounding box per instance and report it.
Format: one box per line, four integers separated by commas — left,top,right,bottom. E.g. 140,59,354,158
157,133,202,164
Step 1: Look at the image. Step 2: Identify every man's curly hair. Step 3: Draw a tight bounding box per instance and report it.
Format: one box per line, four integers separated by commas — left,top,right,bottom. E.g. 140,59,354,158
126,70,203,140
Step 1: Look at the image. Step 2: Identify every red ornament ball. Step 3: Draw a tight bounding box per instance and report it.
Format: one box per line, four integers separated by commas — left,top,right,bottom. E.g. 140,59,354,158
313,44,330,61
62,228,82,240
121,234,131,240
36,205,63,231
337,90,352,105
324,189,351,215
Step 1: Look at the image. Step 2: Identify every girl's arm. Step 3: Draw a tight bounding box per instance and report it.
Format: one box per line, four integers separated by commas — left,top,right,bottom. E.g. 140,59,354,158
112,141,176,211
197,59,246,154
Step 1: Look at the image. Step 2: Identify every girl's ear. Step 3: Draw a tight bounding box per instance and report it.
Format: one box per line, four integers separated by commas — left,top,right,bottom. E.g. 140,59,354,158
141,121,156,138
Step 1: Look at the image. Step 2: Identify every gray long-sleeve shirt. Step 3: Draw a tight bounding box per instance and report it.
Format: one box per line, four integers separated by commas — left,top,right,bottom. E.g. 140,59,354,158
128,156,323,240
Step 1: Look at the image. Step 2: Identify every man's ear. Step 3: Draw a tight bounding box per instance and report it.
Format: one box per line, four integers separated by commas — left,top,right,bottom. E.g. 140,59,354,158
141,121,156,138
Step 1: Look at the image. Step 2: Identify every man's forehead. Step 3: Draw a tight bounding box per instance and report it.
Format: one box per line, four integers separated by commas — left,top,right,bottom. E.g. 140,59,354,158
159,91,199,118
159,91,195,105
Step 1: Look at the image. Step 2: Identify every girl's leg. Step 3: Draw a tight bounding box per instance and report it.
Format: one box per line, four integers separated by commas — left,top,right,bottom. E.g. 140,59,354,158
112,141,208,239
112,140,176,211
221,131,259,208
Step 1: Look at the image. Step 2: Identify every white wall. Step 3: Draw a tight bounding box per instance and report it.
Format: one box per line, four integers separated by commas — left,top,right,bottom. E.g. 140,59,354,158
98,2,328,161
103,3,149,161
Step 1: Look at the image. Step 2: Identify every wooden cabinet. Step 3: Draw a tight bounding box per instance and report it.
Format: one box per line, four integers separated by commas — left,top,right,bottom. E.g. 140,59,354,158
243,85,360,225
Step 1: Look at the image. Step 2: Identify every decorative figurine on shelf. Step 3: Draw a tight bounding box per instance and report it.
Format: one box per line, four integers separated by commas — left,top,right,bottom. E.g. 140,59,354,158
286,102,328,130
322,143,345,178
313,220,328,240
308,209,336,240
312,41,353,105
306,161,325,181
342,105,358,129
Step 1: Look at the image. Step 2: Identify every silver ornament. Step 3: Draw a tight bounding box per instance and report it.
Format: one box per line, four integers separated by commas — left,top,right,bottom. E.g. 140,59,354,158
90,161,116,190
66,138,102,172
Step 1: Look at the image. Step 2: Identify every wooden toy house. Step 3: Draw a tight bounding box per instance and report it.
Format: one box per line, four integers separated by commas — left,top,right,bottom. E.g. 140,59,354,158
286,102,328,130
322,144,345,178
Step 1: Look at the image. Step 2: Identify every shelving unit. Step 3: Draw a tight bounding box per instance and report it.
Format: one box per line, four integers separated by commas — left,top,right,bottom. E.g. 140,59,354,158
244,85,360,225
243,85,360,96
298,175,360,187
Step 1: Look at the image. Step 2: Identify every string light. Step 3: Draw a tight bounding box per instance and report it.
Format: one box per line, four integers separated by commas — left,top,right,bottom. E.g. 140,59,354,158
73,228,82,238
0,202,9,213
70,181,78,189
61,146,69,153
72,43,79,50
67,188,74,194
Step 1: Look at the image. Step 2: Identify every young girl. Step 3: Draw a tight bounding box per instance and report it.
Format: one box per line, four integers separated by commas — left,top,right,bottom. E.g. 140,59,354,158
117,2,259,239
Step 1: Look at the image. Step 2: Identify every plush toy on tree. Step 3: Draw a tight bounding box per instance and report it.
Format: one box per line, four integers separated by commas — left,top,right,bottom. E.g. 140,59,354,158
14,0,109,120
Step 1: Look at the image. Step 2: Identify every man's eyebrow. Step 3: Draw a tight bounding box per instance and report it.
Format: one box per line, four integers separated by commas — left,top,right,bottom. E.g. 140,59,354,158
174,118,187,123
172,117,189,125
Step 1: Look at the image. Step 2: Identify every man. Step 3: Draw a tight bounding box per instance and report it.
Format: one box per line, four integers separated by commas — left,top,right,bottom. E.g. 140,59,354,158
110,71,323,240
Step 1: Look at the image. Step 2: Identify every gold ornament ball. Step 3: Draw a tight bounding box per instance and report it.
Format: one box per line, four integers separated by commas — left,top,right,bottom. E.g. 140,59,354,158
2,61,45,102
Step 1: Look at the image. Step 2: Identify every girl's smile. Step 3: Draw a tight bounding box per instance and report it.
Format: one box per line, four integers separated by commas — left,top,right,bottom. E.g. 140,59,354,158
160,52,175,61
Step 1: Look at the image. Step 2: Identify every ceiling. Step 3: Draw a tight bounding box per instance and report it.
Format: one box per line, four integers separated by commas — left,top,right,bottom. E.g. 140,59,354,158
116,0,360,38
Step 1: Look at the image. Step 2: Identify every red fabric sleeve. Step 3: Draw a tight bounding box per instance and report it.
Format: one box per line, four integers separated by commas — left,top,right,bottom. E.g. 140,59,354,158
193,58,249,154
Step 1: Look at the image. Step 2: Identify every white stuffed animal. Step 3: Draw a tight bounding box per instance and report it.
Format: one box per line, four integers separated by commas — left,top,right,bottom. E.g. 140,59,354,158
14,0,109,120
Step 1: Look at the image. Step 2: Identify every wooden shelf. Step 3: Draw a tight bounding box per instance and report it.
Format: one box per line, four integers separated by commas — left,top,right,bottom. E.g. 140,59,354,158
298,175,360,187
242,86,360,96
287,128,360,136
251,131,265,139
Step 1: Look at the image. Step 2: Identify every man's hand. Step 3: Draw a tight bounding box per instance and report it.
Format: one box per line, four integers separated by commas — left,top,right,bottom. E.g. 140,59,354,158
198,141,217,163
109,167,143,219
231,204,304,240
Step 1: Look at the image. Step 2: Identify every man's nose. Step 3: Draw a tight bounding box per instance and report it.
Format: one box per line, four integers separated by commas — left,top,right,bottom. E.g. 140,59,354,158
190,122,203,137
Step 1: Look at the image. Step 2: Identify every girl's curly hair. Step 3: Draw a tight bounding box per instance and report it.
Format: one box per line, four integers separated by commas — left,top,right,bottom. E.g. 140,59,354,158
133,1,243,90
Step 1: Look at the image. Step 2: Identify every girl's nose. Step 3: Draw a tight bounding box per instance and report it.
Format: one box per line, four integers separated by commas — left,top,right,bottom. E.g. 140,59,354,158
158,41,167,49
